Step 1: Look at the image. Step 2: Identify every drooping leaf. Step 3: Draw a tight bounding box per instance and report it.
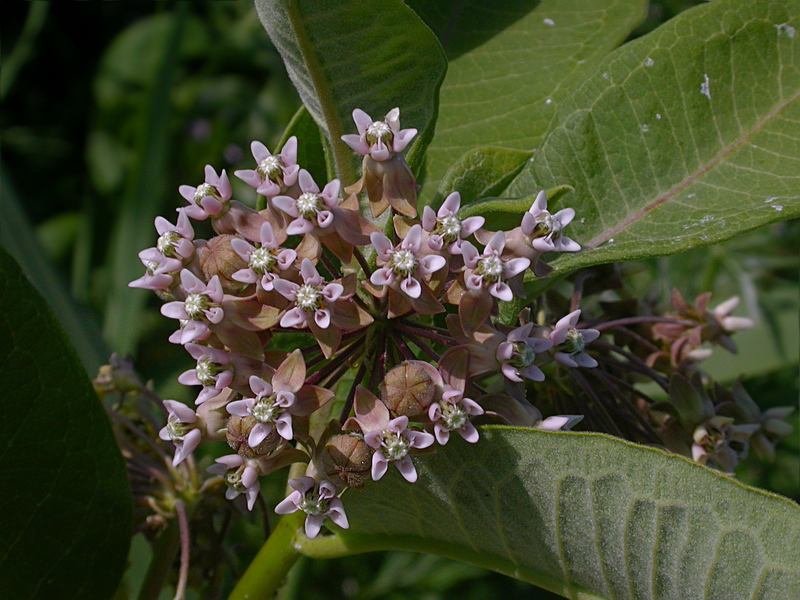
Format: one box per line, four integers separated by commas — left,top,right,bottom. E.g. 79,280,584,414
343,427,800,600
0,248,132,600
414,0,648,204
254,0,447,185
507,0,800,274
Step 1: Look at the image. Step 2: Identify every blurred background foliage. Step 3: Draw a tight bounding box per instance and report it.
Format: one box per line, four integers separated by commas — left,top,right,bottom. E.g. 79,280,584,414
1,1,796,599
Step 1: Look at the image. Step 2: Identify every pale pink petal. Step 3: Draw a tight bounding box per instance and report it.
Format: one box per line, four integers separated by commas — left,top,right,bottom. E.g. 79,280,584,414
314,308,331,329
459,422,480,443
372,453,389,481
400,276,421,299
281,307,307,328
370,268,394,286
395,457,417,482
352,109,373,134
298,169,319,194
439,192,461,216
271,195,299,217
419,254,446,275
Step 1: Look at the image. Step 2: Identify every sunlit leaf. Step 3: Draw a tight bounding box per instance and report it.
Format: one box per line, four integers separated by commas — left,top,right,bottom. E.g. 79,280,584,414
413,0,648,204
506,0,800,274
343,427,800,600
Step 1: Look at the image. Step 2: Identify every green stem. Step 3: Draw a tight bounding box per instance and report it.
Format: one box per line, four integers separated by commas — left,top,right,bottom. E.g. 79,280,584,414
228,512,305,600
137,520,181,600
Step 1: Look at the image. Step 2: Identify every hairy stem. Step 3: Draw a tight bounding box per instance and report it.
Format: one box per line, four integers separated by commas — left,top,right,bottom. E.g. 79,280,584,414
227,512,305,600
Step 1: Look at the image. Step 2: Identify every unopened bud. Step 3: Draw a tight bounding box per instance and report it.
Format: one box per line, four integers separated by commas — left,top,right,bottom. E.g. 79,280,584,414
200,235,249,294
321,434,373,489
381,361,436,418
226,415,281,458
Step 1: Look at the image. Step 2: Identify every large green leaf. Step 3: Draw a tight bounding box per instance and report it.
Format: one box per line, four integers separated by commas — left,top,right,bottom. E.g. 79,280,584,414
254,0,447,185
342,427,800,600
507,0,800,274
0,248,132,600
413,0,648,205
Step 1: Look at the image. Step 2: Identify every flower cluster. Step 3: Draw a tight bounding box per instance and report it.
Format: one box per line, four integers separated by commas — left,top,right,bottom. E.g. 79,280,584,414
127,105,791,541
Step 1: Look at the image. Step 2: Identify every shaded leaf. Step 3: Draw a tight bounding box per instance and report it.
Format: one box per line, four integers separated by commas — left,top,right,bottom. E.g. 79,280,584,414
416,0,648,204
255,0,447,185
343,427,800,600
435,146,532,207
0,248,132,600
507,0,800,274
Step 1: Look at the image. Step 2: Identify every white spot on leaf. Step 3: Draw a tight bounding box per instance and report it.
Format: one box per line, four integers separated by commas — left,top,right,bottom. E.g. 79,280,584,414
543,18,555,26
642,124,649,132
701,74,711,99
656,113,662,120
602,72,609,79
644,57,654,67
545,98,553,105
775,23,796,38
766,197,777,203
774,205,784,211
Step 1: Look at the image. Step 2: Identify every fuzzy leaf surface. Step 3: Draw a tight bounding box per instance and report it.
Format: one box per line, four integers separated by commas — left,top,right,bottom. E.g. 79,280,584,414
413,0,648,205
255,0,447,184
0,248,132,600
343,427,800,600
507,0,800,274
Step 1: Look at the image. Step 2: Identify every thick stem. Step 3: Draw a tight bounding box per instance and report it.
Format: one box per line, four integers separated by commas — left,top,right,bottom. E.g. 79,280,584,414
227,512,305,600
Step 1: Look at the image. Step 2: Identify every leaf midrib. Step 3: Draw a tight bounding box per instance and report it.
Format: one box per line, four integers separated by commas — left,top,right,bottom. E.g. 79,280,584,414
586,87,800,249
284,0,355,184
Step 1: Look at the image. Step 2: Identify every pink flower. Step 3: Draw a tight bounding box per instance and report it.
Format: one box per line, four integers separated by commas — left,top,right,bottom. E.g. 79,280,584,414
179,165,232,220
341,108,417,162
161,270,224,344
462,232,530,302
428,387,484,445
207,455,260,510
496,322,554,382
272,170,342,235
349,387,434,483
235,136,300,197
274,477,349,538
521,190,580,252
177,343,233,404
370,225,446,300
273,259,344,330
225,350,334,447
549,309,600,368
158,400,202,466
129,250,182,292
230,221,297,291
422,192,484,255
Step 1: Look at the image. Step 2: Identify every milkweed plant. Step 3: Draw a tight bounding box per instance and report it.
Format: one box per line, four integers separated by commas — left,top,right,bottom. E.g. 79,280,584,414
78,0,800,599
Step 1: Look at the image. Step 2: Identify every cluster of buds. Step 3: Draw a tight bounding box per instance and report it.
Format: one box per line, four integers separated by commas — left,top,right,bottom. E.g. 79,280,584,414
128,106,792,540
652,374,794,473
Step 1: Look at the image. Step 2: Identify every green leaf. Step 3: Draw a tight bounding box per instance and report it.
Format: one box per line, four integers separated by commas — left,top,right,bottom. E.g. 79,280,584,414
507,0,800,275
278,105,329,186
0,160,108,374
415,0,648,204
0,248,132,600
456,184,574,231
102,7,188,356
254,0,447,185
342,427,800,600
435,147,532,207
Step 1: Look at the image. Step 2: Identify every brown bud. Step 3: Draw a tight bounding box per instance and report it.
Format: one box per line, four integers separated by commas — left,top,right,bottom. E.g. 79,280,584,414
381,361,435,418
199,235,249,294
321,434,373,489
226,415,281,459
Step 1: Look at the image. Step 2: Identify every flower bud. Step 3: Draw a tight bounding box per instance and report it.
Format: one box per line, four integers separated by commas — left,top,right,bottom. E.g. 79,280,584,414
226,415,282,458
321,434,373,489
381,361,436,418
200,235,249,294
